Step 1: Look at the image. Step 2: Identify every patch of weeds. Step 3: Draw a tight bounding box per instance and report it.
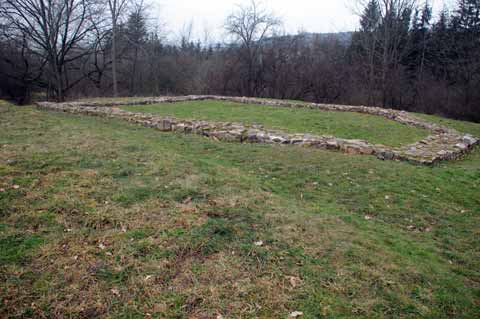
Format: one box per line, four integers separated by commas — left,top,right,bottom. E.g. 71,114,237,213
172,187,206,203
13,153,71,172
125,228,155,240
0,164,14,177
0,234,44,264
47,197,85,215
162,228,186,238
108,161,142,179
175,218,235,256
239,241,272,266
113,168,136,178
14,211,59,230
190,261,207,275
32,272,54,295
155,292,187,318
177,206,264,257
82,210,124,229
11,176,37,187
122,145,146,153
115,309,145,319
77,154,106,169
0,189,23,217
95,265,133,284
127,239,165,258
113,186,158,206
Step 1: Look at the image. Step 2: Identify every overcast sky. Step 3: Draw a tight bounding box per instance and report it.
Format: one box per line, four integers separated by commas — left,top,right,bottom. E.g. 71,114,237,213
153,0,457,42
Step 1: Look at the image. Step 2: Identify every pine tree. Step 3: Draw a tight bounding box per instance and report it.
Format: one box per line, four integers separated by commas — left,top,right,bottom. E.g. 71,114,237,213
430,9,451,80
125,4,149,95
453,0,480,31
449,0,480,113
353,0,382,105
360,0,381,33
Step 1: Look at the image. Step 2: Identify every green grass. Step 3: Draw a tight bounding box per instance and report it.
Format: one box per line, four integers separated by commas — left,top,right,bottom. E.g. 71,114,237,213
1,102,480,318
0,232,44,264
122,100,430,147
415,113,480,137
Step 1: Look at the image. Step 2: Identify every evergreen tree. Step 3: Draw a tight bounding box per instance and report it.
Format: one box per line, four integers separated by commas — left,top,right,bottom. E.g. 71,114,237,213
430,9,451,80
360,0,381,33
453,0,480,31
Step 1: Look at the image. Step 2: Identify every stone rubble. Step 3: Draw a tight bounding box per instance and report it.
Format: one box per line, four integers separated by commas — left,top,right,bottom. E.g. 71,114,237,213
36,96,479,165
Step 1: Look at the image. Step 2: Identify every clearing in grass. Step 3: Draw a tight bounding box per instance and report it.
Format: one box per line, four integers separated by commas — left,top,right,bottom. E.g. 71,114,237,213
121,100,430,147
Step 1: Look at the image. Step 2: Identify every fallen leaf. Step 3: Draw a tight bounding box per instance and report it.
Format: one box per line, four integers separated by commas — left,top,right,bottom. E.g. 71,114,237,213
289,311,303,318
254,241,263,247
288,276,302,288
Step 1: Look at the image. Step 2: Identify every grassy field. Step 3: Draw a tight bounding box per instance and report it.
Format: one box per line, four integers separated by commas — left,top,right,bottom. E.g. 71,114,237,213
1,102,479,318
122,100,430,147
415,113,480,137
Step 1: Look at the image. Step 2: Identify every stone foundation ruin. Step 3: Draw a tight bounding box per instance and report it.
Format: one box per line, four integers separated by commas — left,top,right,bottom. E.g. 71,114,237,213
36,96,479,165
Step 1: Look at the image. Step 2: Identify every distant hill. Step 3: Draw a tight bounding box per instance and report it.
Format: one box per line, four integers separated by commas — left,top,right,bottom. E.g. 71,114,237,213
263,31,354,46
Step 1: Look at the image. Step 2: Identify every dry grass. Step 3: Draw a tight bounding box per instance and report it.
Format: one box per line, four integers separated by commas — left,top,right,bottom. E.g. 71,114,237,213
1,103,479,318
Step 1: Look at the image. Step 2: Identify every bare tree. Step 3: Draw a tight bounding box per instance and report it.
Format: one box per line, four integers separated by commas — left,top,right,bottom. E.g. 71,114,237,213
378,0,416,107
108,0,129,97
225,0,281,96
0,30,46,103
0,0,100,101
353,0,417,107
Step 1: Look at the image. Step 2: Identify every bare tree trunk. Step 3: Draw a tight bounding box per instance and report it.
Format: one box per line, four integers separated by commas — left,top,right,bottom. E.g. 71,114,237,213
112,20,118,97
109,0,128,97
130,46,139,95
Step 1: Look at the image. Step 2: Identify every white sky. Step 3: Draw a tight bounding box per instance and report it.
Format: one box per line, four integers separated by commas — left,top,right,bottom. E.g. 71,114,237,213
153,0,456,42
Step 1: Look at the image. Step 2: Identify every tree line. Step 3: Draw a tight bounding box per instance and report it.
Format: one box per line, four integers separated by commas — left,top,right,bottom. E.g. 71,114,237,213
1,0,479,121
